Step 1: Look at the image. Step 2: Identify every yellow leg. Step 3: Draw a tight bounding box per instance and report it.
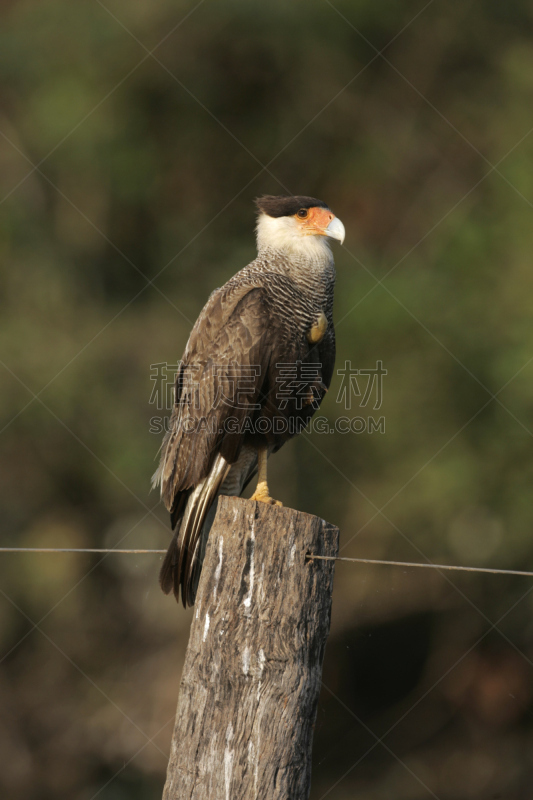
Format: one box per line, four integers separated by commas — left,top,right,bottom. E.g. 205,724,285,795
250,448,283,506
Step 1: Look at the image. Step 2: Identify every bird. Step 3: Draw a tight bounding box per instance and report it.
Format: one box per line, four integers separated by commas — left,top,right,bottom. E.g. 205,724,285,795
152,195,345,606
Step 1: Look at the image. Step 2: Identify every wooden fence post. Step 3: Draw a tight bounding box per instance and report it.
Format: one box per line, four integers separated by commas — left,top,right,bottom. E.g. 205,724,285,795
162,495,339,800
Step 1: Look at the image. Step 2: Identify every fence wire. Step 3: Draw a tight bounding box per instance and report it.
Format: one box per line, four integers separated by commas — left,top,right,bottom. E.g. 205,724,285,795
1,547,532,578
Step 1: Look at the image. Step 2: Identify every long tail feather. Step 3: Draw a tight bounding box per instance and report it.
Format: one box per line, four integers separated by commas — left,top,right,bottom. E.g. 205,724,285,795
159,453,231,607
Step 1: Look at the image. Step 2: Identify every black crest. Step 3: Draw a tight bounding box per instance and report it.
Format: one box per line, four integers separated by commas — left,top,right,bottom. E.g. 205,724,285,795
255,195,329,218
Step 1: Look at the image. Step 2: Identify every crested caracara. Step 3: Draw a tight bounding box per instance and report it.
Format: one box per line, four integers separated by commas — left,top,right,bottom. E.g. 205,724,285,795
152,195,345,606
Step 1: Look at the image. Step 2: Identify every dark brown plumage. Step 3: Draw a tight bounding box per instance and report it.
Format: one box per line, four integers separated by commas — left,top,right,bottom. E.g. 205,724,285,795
152,195,344,606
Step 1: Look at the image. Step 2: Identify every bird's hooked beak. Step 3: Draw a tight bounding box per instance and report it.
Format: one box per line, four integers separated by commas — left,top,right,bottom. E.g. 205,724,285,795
325,216,345,245
301,206,345,244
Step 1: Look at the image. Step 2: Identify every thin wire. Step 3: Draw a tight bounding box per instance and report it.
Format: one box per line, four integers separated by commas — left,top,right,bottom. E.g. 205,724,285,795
0,548,166,554
306,554,533,578
0,548,532,578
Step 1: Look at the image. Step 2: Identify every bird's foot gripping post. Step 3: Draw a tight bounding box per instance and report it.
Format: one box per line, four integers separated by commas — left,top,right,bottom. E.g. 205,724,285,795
249,479,283,506
162,496,339,800
249,447,283,506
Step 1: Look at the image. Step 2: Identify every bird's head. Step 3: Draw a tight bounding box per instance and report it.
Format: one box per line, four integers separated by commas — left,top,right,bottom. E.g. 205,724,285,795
255,195,345,259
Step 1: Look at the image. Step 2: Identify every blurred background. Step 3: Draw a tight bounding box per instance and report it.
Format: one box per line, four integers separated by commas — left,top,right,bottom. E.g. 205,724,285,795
1,0,533,797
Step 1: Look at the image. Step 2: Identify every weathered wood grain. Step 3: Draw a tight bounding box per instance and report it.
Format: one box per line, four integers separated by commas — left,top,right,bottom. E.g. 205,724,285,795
162,495,339,800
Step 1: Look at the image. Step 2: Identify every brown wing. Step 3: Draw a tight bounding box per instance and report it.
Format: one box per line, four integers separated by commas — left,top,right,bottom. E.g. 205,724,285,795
154,283,273,516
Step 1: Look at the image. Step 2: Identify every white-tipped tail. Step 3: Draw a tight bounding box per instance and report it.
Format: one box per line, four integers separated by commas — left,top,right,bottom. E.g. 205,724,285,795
159,453,231,606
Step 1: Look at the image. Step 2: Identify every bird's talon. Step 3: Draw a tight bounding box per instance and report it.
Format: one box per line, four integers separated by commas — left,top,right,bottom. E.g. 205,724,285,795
250,492,283,507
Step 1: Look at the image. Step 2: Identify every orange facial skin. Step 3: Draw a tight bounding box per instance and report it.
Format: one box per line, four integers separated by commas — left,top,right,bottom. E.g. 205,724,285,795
294,206,335,236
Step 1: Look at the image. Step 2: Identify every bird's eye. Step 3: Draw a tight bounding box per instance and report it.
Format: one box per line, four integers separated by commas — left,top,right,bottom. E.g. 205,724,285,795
297,208,308,218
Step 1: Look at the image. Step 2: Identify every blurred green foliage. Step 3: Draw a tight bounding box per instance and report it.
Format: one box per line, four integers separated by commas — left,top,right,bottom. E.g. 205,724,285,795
1,0,533,798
